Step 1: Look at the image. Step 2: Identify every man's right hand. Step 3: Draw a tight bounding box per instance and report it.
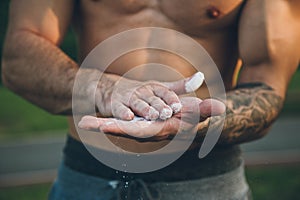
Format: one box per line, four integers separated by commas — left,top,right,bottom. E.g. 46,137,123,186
89,72,205,121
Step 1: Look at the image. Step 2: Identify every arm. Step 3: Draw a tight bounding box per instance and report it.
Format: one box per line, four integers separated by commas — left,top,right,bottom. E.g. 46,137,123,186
208,0,300,145
2,0,78,114
1,0,190,119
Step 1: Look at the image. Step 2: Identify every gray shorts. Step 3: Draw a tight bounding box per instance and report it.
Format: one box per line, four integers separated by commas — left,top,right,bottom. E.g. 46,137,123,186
49,161,252,200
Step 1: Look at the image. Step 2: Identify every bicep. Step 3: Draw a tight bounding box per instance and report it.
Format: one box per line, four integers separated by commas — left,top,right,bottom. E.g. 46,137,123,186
7,0,75,45
238,0,300,97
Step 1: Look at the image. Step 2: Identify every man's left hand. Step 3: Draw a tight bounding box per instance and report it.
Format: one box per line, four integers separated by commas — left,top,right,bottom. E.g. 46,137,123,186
78,97,225,140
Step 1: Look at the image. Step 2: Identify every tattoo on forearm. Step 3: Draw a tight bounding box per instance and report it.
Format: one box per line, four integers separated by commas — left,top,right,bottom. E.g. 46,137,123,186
206,83,283,145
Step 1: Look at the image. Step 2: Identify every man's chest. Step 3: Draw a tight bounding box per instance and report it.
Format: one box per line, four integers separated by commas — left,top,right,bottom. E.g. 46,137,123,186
80,0,244,34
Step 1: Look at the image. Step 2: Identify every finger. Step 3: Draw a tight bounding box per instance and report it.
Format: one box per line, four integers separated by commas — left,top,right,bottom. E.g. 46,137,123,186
152,85,182,114
78,115,101,131
99,120,126,135
79,116,188,140
111,101,134,120
135,86,174,119
100,118,166,138
78,116,129,135
163,72,205,95
199,99,226,120
179,96,202,114
142,96,173,120
129,97,159,120
174,97,202,123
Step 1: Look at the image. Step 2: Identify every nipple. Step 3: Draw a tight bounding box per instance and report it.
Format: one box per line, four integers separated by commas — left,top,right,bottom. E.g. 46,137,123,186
207,6,221,19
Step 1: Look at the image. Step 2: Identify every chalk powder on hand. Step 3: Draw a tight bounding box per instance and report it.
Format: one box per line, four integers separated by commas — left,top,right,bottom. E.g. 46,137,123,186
130,72,205,121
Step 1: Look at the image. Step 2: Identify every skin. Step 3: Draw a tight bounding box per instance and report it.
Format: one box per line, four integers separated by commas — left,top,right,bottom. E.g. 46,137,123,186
2,0,300,151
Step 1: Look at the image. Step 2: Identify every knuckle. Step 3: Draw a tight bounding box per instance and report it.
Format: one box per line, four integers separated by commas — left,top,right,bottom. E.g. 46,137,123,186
144,80,157,85
148,96,161,103
130,99,150,114
141,106,151,114
160,90,171,97
130,99,142,107
136,86,148,94
146,80,164,88
111,99,119,106
128,94,138,104
165,89,176,97
111,106,122,116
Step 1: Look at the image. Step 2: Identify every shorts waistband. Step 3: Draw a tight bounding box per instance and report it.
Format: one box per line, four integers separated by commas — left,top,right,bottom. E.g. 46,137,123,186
63,135,242,182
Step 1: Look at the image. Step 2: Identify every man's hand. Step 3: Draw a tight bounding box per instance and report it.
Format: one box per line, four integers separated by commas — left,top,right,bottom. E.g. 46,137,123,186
78,97,225,140
89,72,205,121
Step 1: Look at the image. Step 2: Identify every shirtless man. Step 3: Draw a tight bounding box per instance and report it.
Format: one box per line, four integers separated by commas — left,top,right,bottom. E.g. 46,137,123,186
2,0,300,199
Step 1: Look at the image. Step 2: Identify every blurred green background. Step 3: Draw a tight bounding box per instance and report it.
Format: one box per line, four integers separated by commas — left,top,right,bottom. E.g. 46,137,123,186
0,0,299,200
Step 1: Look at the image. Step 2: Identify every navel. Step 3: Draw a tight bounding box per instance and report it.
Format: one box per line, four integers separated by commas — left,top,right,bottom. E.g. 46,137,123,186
207,6,221,19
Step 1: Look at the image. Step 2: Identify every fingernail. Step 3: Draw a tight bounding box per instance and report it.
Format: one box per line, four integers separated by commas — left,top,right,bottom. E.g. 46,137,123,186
160,108,172,120
171,103,182,113
185,72,205,93
146,108,159,121
124,111,134,120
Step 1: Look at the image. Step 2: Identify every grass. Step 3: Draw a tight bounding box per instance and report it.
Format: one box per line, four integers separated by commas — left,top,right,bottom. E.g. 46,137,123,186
0,165,299,200
246,165,300,200
280,70,300,116
0,86,68,141
286,69,300,91
0,183,51,200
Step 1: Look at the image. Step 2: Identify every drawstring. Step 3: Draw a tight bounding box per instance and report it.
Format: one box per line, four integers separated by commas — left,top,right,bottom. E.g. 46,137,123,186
116,179,161,200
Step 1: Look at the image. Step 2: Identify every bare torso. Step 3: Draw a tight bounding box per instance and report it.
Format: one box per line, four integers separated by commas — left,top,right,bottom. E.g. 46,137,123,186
69,0,245,151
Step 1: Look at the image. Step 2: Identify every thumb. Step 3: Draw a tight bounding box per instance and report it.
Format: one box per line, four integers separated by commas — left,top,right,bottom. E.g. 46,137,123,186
163,72,205,95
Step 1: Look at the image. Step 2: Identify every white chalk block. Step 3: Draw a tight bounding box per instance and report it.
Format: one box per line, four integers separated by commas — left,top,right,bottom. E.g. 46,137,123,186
185,72,205,93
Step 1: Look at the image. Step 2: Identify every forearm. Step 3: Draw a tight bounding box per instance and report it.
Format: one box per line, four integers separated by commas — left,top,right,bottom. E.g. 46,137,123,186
200,83,283,145
2,30,116,115
2,30,79,114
